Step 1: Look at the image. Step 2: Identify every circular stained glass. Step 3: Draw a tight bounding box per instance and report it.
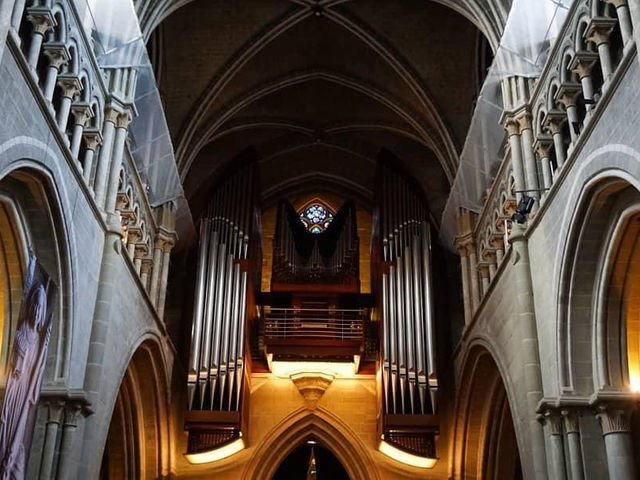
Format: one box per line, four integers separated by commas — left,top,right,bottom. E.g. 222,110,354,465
299,203,334,233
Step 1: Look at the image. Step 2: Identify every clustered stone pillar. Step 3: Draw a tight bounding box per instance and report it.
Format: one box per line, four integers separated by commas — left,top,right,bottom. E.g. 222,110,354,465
596,404,638,480
10,0,25,31
156,238,174,319
455,238,472,325
94,105,121,208
105,110,133,213
562,409,585,480
508,223,548,480
455,210,477,325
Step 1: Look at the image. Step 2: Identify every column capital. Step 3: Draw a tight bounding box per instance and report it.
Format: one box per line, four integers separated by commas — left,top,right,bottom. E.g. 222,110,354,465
42,42,70,70
503,117,521,137
554,82,583,109
140,257,153,275
116,110,133,129
542,110,567,135
595,403,635,435
539,409,564,435
604,0,627,8
584,17,617,46
63,401,84,427
71,102,94,126
560,408,581,434
104,105,122,125
534,135,553,157
134,242,150,259
569,51,600,79
26,7,56,35
44,399,66,425
57,74,82,99
82,128,103,150
515,111,533,132
477,261,491,278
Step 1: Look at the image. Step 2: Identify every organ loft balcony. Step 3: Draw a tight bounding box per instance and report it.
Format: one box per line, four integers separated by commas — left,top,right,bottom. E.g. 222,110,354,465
254,199,376,368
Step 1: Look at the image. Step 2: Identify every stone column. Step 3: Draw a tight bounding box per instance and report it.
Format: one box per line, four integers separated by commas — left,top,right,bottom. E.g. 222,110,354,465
628,0,640,62
490,233,505,265
94,105,121,208
518,113,540,201
69,103,93,160
508,223,547,480
149,237,164,306
55,75,82,131
83,218,123,419
540,410,567,480
156,239,175,319
467,242,480,313
81,129,102,188
570,51,599,115
9,0,22,31
126,227,141,260
561,409,585,480
25,8,55,70
105,111,132,213
134,243,148,276
505,118,526,201
140,257,153,291
543,112,567,168
595,404,638,480
56,402,84,480
585,20,616,84
555,84,582,144
534,137,554,196
38,400,65,479
41,44,69,102
606,0,633,46
478,263,490,297
455,239,472,325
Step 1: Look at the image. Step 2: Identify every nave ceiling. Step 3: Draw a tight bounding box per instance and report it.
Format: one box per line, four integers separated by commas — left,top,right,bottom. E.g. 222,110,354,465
146,0,511,220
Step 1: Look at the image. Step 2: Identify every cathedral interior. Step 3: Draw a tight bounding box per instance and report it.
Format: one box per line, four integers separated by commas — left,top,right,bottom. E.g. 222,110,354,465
1,0,640,479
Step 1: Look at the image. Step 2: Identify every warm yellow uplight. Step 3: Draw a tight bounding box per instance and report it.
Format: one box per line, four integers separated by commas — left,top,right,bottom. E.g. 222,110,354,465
184,437,245,464
630,372,640,393
379,441,437,469
270,359,358,378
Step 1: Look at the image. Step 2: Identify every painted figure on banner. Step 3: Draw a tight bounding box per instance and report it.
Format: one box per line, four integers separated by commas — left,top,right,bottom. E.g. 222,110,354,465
0,252,56,479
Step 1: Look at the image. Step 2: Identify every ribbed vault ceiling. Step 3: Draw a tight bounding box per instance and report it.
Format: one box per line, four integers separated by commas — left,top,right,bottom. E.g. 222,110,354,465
148,0,510,221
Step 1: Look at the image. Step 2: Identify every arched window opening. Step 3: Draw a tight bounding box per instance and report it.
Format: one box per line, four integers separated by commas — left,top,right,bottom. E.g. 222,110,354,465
299,202,334,234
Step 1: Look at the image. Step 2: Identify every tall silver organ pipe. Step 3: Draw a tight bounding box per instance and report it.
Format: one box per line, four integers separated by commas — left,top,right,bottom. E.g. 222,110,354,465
187,162,258,412
378,158,438,415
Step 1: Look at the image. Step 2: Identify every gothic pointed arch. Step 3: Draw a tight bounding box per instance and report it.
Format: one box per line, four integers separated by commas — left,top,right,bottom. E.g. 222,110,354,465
242,407,381,480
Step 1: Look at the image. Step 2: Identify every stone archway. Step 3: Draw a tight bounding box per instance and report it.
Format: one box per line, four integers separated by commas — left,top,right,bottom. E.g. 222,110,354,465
452,344,522,480
100,339,171,480
242,407,380,480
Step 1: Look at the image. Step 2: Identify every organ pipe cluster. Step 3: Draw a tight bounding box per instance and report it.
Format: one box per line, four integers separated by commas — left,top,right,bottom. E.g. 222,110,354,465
379,161,438,415
272,201,358,284
188,164,257,411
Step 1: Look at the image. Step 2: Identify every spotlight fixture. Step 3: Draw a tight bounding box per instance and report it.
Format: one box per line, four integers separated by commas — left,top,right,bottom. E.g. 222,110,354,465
511,194,535,224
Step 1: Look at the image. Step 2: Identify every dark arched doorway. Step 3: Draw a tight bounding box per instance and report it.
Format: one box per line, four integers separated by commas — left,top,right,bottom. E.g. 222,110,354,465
453,345,522,480
273,439,349,480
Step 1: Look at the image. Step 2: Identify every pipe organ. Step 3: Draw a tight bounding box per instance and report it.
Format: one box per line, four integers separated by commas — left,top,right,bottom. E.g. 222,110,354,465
186,159,260,454
272,200,358,287
377,153,439,458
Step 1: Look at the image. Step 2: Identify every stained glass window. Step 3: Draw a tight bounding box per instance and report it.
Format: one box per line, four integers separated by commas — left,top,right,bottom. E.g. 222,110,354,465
299,203,334,233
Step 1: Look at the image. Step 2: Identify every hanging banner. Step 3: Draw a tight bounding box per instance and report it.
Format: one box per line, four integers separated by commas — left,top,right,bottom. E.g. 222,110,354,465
0,252,56,479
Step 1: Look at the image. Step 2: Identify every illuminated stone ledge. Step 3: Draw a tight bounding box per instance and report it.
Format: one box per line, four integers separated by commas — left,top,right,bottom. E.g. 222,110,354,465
378,440,437,469
184,437,245,465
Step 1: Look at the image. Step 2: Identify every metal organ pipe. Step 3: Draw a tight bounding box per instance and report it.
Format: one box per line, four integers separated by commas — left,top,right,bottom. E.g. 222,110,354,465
379,163,438,416
187,163,257,413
